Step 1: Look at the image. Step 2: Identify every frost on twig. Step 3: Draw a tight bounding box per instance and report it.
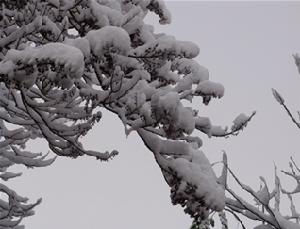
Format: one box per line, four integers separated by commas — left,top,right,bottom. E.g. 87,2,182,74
223,155,300,229
272,87,300,129
206,111,256,138
272,55,300,129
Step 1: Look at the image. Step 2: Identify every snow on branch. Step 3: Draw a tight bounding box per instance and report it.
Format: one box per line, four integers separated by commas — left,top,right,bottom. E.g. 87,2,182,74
0,119,53,228
196,111,256,138
138,129,225,221
272,55,300,129
0,0,255,226
220,153,300,229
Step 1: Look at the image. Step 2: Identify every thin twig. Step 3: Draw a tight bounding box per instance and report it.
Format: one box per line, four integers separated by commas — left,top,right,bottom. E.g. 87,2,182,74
225,208,247,229
281,103,300,129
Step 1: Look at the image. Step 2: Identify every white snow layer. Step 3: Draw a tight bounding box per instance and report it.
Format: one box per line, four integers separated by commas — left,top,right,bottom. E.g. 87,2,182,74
64,38,91,59
172,58,209,83
149,0,172,24
231,113,249,131
90,0,123,27
2,43,85,79
86,26,131,57
131,35,200,58
169,149,225,211
195,80,225,98
151,92,195,134
138,129,225,211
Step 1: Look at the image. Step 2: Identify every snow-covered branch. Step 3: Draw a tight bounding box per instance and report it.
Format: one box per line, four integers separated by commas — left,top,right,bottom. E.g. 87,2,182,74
0,0,255,227
272,54,300,129
219,153,300,229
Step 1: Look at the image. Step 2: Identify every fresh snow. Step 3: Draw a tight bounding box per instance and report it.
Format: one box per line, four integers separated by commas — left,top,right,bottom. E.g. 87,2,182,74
86,26,131,57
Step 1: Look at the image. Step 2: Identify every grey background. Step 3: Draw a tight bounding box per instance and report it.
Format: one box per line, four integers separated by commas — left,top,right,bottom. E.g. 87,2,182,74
5,1,300,228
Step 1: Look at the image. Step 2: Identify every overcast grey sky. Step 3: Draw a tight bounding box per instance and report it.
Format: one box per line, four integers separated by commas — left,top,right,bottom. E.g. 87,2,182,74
6,2,300,229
